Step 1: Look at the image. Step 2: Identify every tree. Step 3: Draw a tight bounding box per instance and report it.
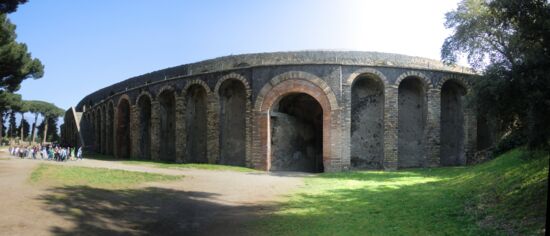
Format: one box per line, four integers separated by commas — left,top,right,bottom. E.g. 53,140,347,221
37,102,63,143
0,90,20,141
0,0,28,14
37,115,61,143
17,116,28,140
7,110,15,137
17,99,28,141
1,11,44,92
442,0,550,150
26,100,52,143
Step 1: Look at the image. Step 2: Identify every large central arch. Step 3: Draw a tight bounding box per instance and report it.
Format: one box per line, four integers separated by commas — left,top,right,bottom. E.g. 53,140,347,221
254,72,339,172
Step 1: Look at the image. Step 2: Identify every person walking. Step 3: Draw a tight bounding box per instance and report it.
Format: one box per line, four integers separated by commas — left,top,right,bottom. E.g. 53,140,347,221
77,146,83,160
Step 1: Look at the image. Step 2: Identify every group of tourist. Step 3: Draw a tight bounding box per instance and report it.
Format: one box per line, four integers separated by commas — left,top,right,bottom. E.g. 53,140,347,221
8,144,83,161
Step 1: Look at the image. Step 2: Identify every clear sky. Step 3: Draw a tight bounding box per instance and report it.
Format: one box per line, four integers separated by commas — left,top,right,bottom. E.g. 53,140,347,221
9,0,461,116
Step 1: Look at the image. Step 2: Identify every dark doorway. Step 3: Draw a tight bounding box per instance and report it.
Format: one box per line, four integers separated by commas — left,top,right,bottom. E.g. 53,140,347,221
158,91,176,161
138,96,152,159
95,110,101,153
270,93,324,173
107,104,114,155
116,99,131,159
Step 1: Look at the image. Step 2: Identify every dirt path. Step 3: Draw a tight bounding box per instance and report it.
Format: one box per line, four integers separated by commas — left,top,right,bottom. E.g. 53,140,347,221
0,149,306,235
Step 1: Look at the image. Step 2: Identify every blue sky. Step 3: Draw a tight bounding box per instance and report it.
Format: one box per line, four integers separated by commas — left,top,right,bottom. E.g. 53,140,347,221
9,0,461,120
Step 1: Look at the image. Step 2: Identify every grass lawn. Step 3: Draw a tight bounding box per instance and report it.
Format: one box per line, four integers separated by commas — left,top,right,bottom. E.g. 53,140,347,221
30,164,182,188
251,148,548,235
84,153,257,172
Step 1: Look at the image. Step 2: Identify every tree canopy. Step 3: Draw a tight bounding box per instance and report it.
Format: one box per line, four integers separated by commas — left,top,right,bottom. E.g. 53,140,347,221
442,0,550,150
0,0,27,14
0,13,44,92
0,90,21,112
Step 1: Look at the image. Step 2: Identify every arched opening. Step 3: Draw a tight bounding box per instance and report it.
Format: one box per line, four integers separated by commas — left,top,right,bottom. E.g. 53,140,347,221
218,80,247,166
270,93,324,173
95,110,101,153
398,77,426,168
440,80,467,166
158,91,176,161
116,99,131,159
138,95,152,159
107,104,114,155
101,107,106,154
185,85,208,163
350,75,384,169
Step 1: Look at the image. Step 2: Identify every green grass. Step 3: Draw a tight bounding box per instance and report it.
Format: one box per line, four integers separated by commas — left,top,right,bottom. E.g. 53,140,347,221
252,148,548,235
30,164,182,188
121,160,258,172
83,153,257,172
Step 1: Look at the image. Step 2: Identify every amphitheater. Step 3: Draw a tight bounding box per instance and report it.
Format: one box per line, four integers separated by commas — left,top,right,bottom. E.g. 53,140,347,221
61,51,478,172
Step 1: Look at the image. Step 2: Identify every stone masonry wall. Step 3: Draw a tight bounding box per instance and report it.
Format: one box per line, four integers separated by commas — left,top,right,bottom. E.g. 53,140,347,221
72,51,477,172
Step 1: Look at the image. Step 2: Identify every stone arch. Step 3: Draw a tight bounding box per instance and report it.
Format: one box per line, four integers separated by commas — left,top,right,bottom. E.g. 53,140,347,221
436,76,471,93
106,101,115,155
214,73,252,97
214,75,250,166
254,72,339,172
157,89,176,161
136,91,155,105
115,95,131,159
183,81,210,163
155,85,177,99
395,71,432,89
440,79,468,166
397,76,427,168
95,107,102,153
254,71,338,111
349,72,385,169
346,68,389,86
181,80,212,96
137,93,153,159
100,105,107,154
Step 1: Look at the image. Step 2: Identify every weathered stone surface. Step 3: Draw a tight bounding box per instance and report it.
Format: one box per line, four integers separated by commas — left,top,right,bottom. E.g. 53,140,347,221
440,80,466,166
185,85,208,163
217,80,247,166
398,77,426,168
350,76,384,169
67,51,479,173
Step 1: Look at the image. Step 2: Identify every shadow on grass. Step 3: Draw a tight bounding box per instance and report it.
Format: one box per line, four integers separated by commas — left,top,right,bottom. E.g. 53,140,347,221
38,186,271,236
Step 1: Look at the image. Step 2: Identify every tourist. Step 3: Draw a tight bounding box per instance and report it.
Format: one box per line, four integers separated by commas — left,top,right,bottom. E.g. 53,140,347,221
70,147,75,161
48,147,54,160
77,146,83,160
41,146,47,160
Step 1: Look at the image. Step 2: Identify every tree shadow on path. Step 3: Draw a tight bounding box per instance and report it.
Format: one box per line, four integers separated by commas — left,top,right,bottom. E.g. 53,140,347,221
38,186,272,236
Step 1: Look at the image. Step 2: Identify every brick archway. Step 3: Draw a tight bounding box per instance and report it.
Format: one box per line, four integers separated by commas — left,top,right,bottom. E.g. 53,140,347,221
255,78,336,172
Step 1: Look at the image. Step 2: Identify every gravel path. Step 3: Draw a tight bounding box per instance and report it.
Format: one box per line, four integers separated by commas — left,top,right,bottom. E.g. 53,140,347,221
0,149,307,235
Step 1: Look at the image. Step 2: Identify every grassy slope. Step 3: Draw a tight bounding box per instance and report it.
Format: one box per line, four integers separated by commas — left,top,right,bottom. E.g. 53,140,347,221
252,149,548,235
30,164,182,188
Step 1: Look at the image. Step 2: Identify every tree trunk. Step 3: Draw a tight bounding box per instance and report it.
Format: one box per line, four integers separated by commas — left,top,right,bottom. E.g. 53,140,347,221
31,113,38,144
19,112,24,143
42,118,48,144
9,111,14,138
